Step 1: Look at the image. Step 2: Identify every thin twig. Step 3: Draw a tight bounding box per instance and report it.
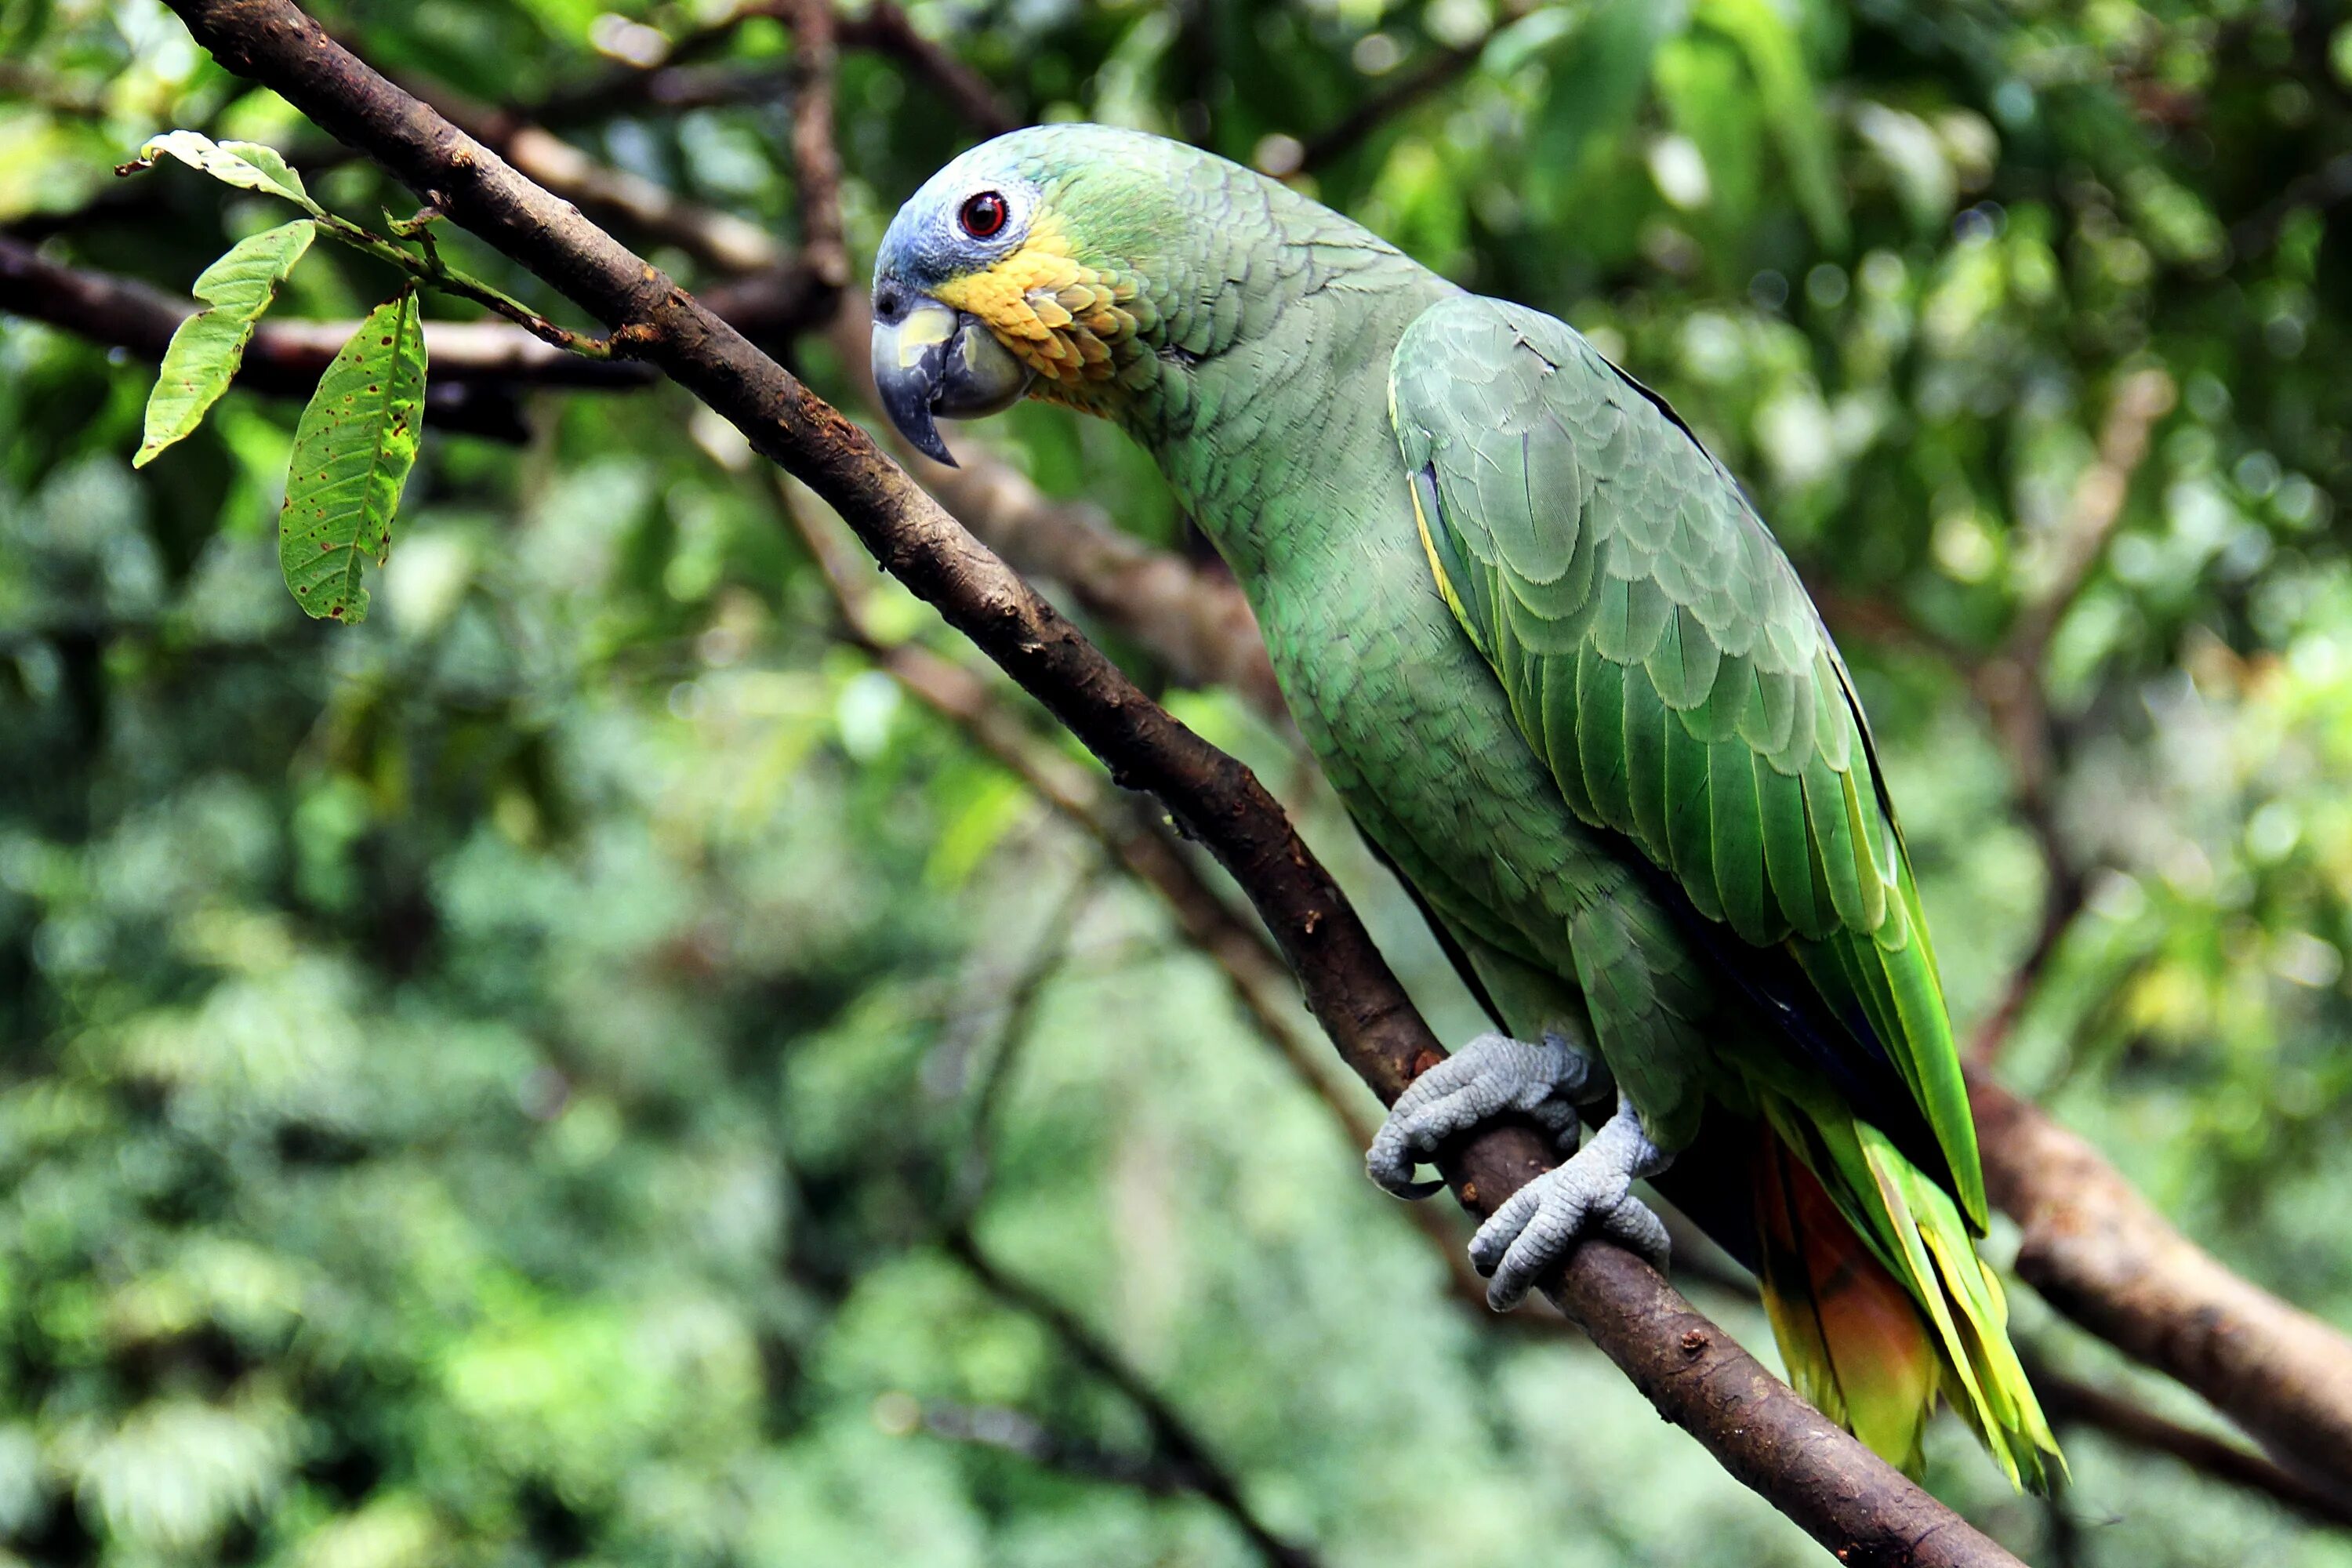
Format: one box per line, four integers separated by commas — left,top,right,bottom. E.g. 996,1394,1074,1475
1968,368,2173,1065
2000,367,2178,682
2228,150,2352,263
850,1,1018,137
524,0,1016,136
1294,45,1479,175
323,209,621,357
946,1226,1322,1568
782,0,848,295
913,1399,1205,1494
950,867,1097,1217
1288,9,1533,176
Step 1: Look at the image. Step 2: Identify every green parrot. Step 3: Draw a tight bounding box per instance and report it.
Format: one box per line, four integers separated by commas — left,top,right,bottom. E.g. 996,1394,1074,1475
870,124,2060,1490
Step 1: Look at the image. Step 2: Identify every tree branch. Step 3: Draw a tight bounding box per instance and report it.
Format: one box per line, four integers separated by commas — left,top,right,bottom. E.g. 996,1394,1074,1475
1972,1071,2352,1499
1972,368,2174,851
946,867,1096,1216
386,81,793,280
1289,44,1480,176
1280,7,1535,176
149,4,2029,1558
2227,149,2352,264
0,234,652,389
2025,1354,2352,1531
1963,365,2171,1055
844,2,1018,139
910,1398,1213,1497
0,231,635,437
947,1227,1321,1568
780,0,848,295
526,0,1016,138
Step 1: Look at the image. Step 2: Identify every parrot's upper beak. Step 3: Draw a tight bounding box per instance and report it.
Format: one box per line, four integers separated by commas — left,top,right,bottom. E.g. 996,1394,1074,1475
869,284,1035,467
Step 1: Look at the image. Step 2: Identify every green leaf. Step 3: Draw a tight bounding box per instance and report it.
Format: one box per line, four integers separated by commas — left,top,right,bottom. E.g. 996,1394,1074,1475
1533,0,1687,176
135,220,316,468
129,131,319,212
1482,7,1583,77
278,292,428,625
1695,0,1847,247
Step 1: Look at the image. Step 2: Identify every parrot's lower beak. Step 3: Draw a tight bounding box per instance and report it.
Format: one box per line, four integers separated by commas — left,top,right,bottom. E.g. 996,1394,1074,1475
869,287,1034,467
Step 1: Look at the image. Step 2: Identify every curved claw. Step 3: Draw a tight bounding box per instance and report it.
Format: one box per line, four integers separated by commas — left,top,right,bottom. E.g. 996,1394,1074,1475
1364,1031,1595,1200
1470,1095,1674,1310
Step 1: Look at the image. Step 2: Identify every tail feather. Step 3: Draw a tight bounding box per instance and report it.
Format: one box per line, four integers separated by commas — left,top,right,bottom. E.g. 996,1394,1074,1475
1755,1131,1935,1472
1751,1116,2063,1493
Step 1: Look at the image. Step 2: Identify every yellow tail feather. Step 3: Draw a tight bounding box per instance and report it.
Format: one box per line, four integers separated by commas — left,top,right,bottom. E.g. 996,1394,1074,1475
1751,1122,2063,1491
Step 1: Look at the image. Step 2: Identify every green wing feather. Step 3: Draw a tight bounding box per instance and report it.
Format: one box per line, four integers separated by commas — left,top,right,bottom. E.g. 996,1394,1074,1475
1388,293,1985,1231
1389,294,2058,1488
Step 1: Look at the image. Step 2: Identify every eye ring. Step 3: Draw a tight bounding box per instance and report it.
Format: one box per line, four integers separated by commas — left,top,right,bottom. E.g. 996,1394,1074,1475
959,191,1010,240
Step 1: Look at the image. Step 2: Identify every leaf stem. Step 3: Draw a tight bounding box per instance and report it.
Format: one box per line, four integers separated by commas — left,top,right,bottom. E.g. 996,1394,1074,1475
310,210,618,359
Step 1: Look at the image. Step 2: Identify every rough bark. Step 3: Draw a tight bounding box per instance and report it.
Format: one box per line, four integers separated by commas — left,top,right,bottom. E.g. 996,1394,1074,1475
1973,1073,2352,1500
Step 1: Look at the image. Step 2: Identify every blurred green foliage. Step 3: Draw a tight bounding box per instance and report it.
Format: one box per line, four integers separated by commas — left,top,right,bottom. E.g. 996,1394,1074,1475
7,0,2352,1563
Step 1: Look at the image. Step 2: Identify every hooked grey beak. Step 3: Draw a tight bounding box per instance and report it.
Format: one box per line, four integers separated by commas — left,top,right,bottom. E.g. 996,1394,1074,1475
869,286,1035,467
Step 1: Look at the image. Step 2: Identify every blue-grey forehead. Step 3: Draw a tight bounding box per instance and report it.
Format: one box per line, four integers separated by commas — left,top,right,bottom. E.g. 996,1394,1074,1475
873,123,1181,287
873,136,1045,289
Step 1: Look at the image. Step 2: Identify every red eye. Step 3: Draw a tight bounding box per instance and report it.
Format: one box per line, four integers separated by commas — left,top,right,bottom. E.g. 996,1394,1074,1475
959,191,1008,239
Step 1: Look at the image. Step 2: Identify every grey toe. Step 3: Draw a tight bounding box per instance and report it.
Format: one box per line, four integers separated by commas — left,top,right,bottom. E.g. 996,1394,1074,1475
1470,1095,1675,1308
1363,1030,1597,1201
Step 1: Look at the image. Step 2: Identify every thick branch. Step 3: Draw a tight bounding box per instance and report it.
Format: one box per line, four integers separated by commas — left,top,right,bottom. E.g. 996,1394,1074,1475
1972,1071,2352,1496
155,4,2027,1558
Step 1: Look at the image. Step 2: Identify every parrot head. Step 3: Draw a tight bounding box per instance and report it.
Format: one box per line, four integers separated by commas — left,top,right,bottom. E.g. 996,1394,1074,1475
870,124,1204,465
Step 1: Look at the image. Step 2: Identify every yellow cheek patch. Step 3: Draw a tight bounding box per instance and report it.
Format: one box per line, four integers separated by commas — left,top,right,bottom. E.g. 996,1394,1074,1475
932,217,1139,388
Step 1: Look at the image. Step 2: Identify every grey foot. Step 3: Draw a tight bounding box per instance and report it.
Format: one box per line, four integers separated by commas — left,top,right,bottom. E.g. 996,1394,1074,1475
1366,1030,1597,1200
1470,1095,1673,1310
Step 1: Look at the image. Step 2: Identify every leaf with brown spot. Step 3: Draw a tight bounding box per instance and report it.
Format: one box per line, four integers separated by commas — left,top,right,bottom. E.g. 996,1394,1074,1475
278,291,426,625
